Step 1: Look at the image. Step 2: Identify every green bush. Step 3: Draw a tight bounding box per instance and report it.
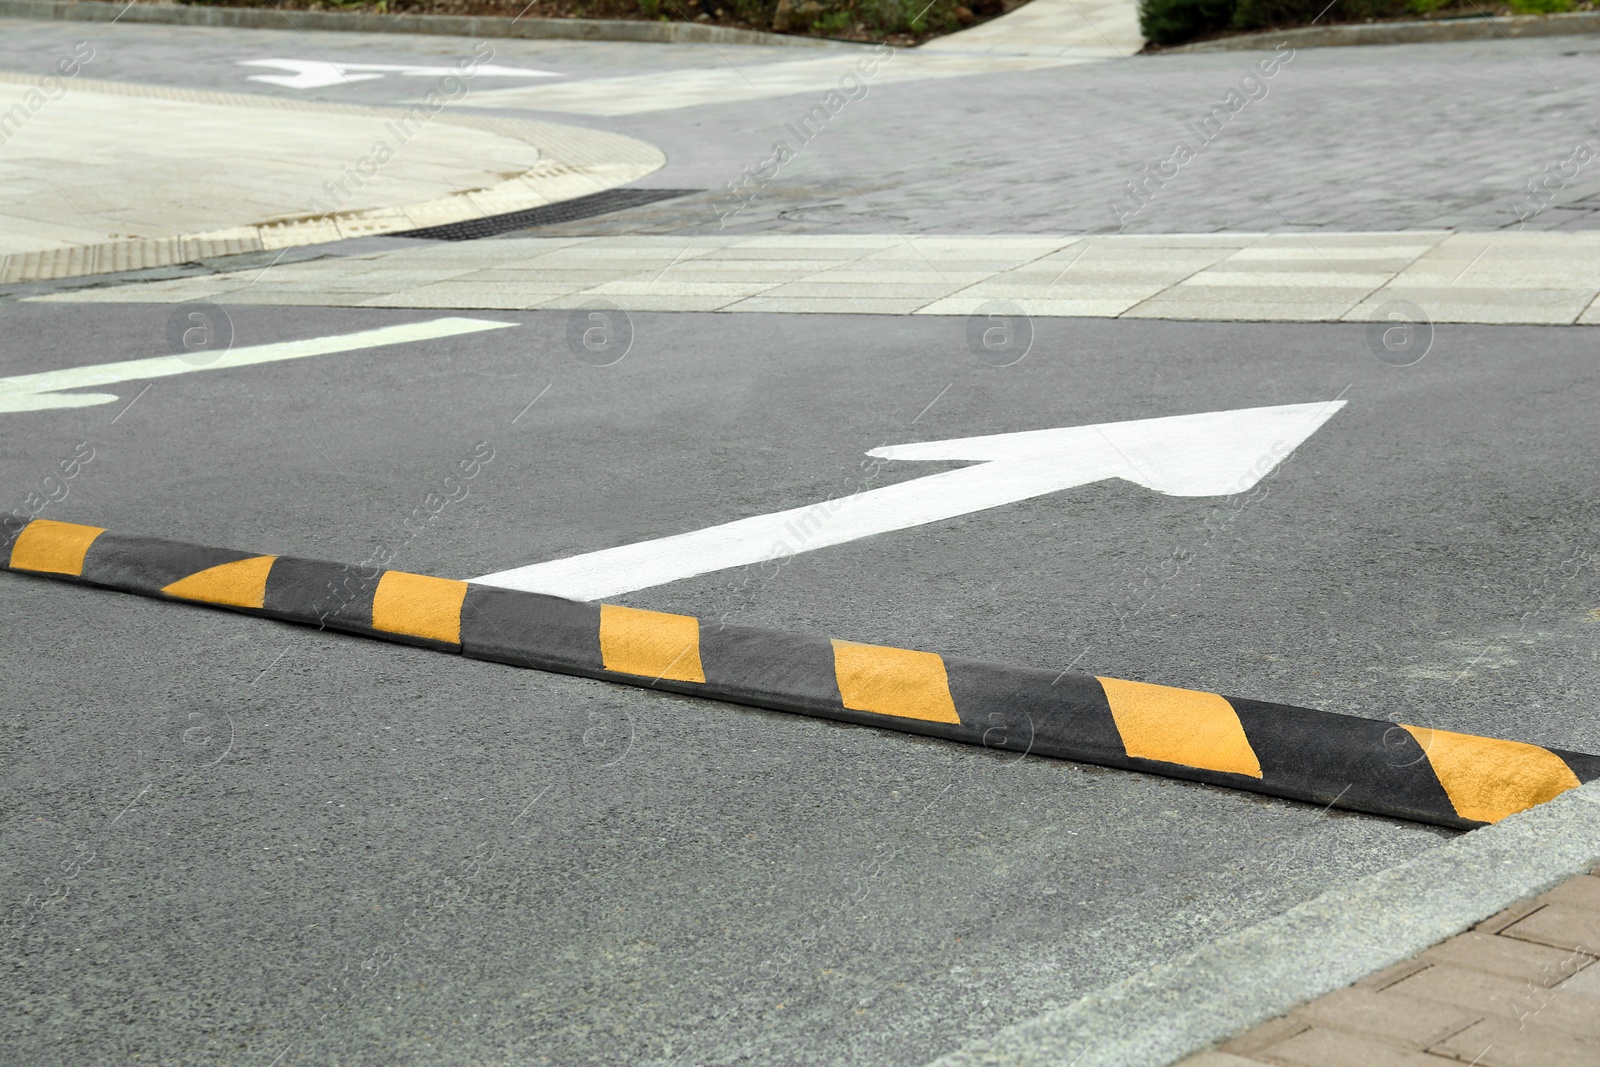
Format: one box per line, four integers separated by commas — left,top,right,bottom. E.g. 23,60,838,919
783,0,961,34
1138,0,1235,44
1137,0,1571,44
1231,0,1401,31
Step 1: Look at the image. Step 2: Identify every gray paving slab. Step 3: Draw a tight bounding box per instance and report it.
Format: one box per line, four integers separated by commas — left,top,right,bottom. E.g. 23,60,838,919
2,302,1598,1065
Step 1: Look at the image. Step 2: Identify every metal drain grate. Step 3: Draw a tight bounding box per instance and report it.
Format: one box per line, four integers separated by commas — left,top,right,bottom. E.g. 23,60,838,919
386,188,703,241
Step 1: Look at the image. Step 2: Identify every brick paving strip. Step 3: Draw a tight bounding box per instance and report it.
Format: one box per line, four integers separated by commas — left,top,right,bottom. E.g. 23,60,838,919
1183,869,1600,1067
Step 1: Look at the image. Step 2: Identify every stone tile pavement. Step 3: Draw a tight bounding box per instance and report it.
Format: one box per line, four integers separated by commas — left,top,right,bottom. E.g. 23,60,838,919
36,231,1600,326
507,38,1600,239
1180,869,1600,1067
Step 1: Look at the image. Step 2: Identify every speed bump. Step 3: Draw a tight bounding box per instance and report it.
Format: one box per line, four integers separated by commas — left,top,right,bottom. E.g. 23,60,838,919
5,518,1597,830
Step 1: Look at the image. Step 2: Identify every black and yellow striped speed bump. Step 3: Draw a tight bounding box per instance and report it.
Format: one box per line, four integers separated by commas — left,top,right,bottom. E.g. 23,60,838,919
6,518,1598,830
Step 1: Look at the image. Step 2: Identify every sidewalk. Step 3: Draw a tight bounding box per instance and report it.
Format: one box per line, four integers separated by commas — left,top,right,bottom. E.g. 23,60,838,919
1186,869,1600,1067
920,0,1143,57
38,231,1600,326
457,0,1145,115
0,72,663,282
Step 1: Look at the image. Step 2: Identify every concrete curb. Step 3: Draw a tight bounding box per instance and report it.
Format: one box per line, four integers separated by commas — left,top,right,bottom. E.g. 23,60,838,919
4,518,1598,831
920,777,1600,1067
0,0,850,47
0,73,665,283
1162,10,1600,52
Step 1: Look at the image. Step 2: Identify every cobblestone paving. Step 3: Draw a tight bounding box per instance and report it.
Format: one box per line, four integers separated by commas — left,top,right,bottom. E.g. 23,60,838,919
538,38,1600,239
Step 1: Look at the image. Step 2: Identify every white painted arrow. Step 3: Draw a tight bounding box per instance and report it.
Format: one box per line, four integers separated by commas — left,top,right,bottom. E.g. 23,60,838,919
471,401,1346,601
240,60,561,90
0,318,518,414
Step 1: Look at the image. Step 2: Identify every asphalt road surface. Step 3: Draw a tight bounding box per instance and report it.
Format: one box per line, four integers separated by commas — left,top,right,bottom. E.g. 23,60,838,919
4,14,1600,1067
4,297,1598,1065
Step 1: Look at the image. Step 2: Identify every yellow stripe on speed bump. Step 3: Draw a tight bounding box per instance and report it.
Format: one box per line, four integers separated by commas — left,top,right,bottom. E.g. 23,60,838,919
831,640,961,725
373,571,469,645
8,519,105,576
599,604,706,683
161,555,277,609
1402,725,1582,823
1098,676,1263,778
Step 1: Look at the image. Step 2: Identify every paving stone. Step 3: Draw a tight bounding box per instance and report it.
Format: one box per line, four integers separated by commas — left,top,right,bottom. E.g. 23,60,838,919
1419,932,1594,985
1355,957,1436,991
1476,899,1548,936
1557,963,1600,999
1536,875,1600,914
1429,1015,1600,1067
1176,1052,1274,1067
1502,904,1600,956
1288,986,1476,1048
1220,1016,1312,1056
1386,964,1600,1038
1257,1026,1451,1067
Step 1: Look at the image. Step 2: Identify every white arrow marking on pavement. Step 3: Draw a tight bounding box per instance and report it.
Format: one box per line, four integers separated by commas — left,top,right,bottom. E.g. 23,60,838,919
0,318,519,414
240,60,561,90
471,401,1346,601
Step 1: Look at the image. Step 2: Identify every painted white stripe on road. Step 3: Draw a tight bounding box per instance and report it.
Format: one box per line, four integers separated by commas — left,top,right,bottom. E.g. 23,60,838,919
241,59,561,90
473,401,1344,601
0,317,519,414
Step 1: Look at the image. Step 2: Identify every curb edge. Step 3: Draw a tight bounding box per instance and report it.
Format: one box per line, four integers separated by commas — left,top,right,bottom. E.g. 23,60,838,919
0,0,856,47
0,73,667,282
1160,10,1600,52
919,778,1600,1066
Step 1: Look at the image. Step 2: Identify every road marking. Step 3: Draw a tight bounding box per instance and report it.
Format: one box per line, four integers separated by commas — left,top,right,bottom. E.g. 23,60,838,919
0,318,518,414
240,59,561,90
472,401,1346,600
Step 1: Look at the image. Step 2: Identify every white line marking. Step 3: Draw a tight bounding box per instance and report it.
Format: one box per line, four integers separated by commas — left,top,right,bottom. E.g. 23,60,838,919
108,382,152,424
513,785,553,822
511,382,552,424
910,382,952,425
109,784,152,827
240,59,561,90
473,401,1346,601
0,318,518,414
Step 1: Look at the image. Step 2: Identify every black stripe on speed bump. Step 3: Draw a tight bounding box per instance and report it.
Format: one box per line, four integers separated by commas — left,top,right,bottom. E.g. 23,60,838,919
946,661,1128,766
1228,697,1458,823
698,624,843,715
263,557,379,633
81,534,260,596
460,586,602,672
1551,746,1600,784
